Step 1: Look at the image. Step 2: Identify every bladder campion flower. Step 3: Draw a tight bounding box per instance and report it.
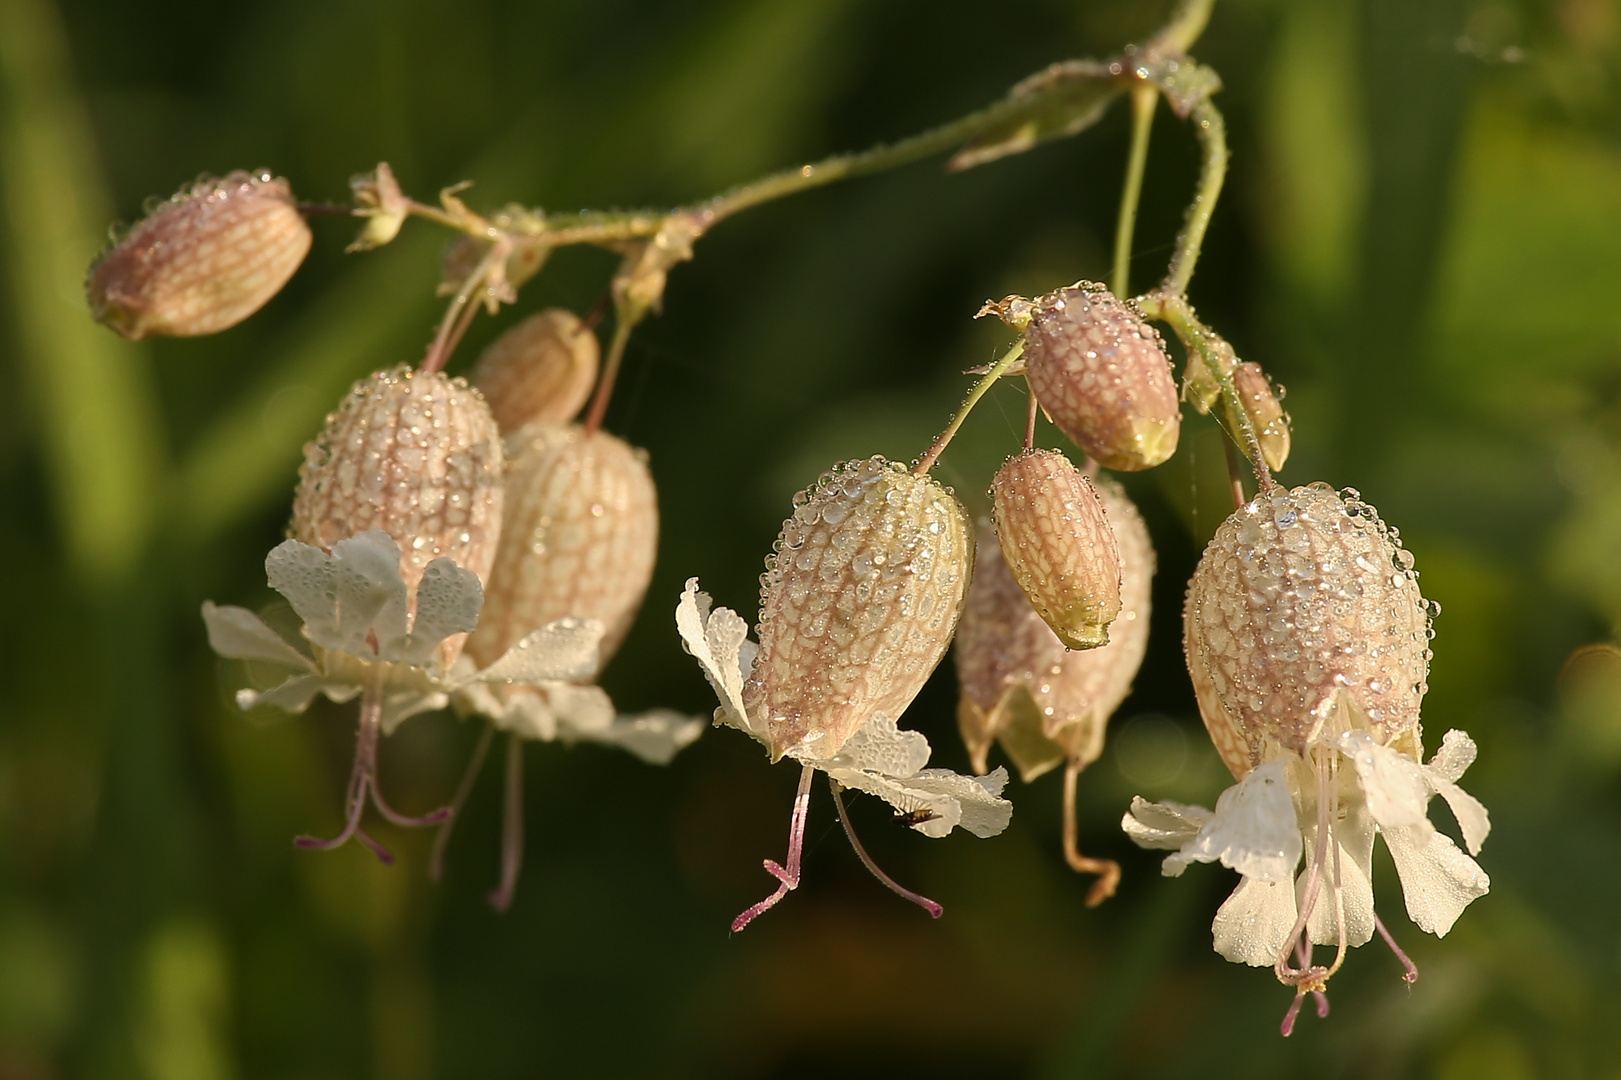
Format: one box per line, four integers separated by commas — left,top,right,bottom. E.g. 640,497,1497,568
448,419,702,909
983,282,1180,471
472,310,601,431
1121,483,1488,1033
991,448,1122,649
88,170,311,339
958,476,1153,904
678,456,1011,930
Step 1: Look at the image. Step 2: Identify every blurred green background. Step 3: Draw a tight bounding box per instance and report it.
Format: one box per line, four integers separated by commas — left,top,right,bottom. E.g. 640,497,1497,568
3,0,1620,1076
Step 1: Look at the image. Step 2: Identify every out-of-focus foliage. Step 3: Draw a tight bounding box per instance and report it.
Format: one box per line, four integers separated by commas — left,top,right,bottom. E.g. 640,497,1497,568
1,0,1619,1076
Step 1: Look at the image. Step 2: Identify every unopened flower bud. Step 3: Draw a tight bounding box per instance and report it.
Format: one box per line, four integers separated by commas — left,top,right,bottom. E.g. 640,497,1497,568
1185,483,1433,779
747,457,974,761
991,449,1122,650
292,366,505,652
473,310,600,432
1233,362,1290,472
993,282,1180,471
959,479,1153,777
348,162,409,251
465,422,657,672
88,170,311,339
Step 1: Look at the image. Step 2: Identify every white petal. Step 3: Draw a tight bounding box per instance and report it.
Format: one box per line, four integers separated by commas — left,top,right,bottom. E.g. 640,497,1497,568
236,674,329,713
395,557,483,665
1425,729,1477,784
264,540,340,644
1212,877,1298,966
675,579,762,740
1301,803,1377,949
471,618,604,687
379,688,450,735
1383,823,1491,936
201,602,314,670
572,708,707,765
827,766,1013,839
330,532,411,656
821,713,930,777
1339,729,1430,830
1121,796,1213,852
1166,759,1301,882
481,685,560,741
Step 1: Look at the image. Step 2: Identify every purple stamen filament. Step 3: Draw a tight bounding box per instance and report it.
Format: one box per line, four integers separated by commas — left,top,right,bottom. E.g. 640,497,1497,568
830,782,943,920
1374,913,1420,985
488,733,526,913
430,721,496,882
294,664,452,864
731,764,816,933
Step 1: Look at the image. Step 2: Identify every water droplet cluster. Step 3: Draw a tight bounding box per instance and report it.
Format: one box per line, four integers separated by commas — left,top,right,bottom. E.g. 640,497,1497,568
1232,361,1290,472
88,170,311,339
292,366,504,622
473,309,601,431
1020,282,1181,471
957,478,1154,776
1185,483,1433,779
465,422,657,673
992,449,1122,650
746,456,973,760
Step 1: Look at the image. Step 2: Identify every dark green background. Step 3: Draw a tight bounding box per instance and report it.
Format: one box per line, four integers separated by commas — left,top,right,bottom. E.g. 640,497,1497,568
2,0,1619,1076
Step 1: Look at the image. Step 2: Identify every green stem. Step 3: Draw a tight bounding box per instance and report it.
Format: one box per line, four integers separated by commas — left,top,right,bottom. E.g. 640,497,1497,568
1139,292,1273,492
1111,84,1158,298
1162,98,1227,297
1148,0,1218,56
914,340,1024,474
582,311,638,436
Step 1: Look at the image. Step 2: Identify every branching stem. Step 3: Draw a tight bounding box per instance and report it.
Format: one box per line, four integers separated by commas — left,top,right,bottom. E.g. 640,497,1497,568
1163,98,1227,298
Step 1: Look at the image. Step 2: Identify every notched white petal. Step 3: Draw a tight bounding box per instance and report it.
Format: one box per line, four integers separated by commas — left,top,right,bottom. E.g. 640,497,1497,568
398,557,483,665
1212,877,1298,966
1423,730,1490,855
201,602,314,670
1339,729,1430,830
1426,729,1477,784
828,765,1013,839
330,532,411,655
1121,796,1212,852
470,618,604,687
1166,759,1301,882
1383,822,1490,937
821,713,930,777
675,578,761,740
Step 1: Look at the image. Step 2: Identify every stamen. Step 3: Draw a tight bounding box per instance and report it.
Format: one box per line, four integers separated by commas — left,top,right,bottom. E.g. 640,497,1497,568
830,783,942,919
295,665,385,860
732,764,816,933
1062,757,1121,906
1374,913,1420,985
371,778,453,828
1275,746,1334,987
430,721,496,882
1280,992,1306,1038
488,734,526,913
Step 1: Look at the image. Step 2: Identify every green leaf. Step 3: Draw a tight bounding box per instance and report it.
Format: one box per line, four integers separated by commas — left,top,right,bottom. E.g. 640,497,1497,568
948,61,1122,172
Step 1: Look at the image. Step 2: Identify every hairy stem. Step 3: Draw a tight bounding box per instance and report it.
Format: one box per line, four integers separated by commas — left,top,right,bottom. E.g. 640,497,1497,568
1148,0,1218,55
915,340,1024,474
1163,98,1227,298
1111,85,1158,298
582,309,638,437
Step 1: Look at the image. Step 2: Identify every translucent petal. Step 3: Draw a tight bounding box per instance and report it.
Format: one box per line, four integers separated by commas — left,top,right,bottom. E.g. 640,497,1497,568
906,767,1013,837
1430,777,1491,856
472,618,603,687
1166,759,1301,882
1213,877,1298,966
1301,802,1376,948
822,713,930,777
201,602,313,670
236,674,328,713
1339,729,1430,830
675,579,762,740
1426,729,1478,784
827,765,1013,839
330,532,411,656
379,687,450,735
576,709,707,765
546,682,617,735
1383,823,1491,936
1121,796,1212,853
264,540,339,644
396,557,483,665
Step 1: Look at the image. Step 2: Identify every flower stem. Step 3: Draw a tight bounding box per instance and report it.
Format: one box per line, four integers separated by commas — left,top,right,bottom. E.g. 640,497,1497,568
1148,0,1218,55
1062,757,1121,907
1111,85,1158,299
914,340,1025,474
582,308,638,437
1162,98,1227,298
830,783,942,919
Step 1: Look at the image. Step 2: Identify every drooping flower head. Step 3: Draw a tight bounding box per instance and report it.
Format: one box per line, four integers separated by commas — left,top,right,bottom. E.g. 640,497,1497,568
89,170,311,339
473,310,601,431
984,282,1181,471
679,456,1012,930
1122,483,1489,1033
958,475,1154,904
447,418,702,909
